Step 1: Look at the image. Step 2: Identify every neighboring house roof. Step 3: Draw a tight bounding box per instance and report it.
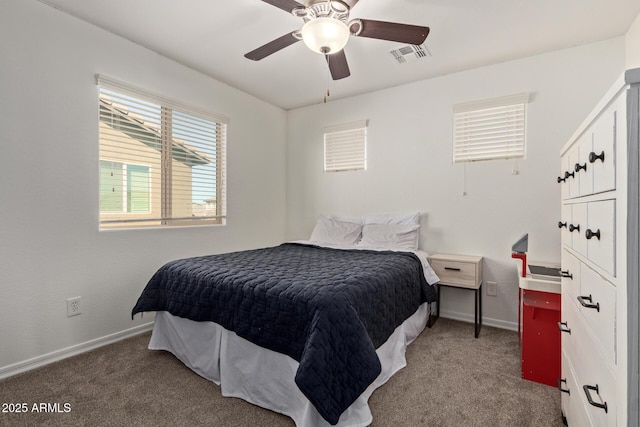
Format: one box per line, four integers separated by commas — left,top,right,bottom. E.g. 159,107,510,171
99,97,211,167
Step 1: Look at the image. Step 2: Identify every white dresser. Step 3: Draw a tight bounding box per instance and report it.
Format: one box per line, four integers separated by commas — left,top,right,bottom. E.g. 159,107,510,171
558,69,640,426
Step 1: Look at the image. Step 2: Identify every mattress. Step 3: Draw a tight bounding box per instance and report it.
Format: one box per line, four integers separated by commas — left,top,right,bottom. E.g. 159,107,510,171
149,302,430,427
132,242,436,423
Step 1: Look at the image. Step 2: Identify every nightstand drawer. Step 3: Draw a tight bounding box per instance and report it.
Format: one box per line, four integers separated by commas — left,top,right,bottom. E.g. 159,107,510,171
429,254,483,289
428,252,484,337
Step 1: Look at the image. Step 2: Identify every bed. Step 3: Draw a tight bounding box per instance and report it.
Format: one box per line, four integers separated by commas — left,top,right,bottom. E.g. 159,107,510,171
132,214,439,426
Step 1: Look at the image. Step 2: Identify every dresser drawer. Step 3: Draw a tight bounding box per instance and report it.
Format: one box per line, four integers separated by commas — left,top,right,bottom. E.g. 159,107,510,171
568,145,581,198
570,202,588,256
577,134,595,197
579,264,616,365
561,250,581,308
585,199,616,276
560,154,571,200
572,326,617,427
560,204,572,247
591,98,618,194
560,290,580,364
429,254,482,289
562,297,617,426
564,199,616,276
561,353,592,427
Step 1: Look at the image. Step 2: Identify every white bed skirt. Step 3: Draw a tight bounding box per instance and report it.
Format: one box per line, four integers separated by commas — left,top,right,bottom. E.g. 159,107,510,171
149,303,430,427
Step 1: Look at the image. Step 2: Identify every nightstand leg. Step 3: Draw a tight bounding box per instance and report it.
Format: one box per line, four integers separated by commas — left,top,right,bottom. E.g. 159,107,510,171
437,283,440,317
427,284,440,328
475,283,482,338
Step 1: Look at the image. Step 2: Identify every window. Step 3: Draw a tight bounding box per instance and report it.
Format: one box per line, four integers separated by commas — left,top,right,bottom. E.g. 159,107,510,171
453,93,529,163
97,75,227,229
323,120,367,172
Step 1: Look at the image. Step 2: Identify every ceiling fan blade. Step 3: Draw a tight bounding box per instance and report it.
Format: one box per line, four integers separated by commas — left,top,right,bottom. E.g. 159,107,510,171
245,32,301,61
350,19,430,45
259,0,305,13
340,0,359,9
326,49,350,80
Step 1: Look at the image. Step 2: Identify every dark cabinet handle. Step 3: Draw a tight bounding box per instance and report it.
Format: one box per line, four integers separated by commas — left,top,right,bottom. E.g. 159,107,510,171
558,221,567,229
557,176,566,183
558,321,571,334
574,163,587,172
560,270,573,279
565,171,575,179
444,267,461,272
578,295,600,312
583,384,608,413
569,224,580,233
586,228,601,240
589,151,605,164
557,378,570,394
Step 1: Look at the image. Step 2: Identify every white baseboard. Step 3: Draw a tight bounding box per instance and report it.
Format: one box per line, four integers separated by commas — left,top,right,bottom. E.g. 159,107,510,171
1,312,516,380
0,322,154,380
438,309,518,332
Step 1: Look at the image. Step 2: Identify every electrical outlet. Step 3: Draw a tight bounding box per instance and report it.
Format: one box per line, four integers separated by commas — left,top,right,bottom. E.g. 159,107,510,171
66,297,81,317
486,281,498,297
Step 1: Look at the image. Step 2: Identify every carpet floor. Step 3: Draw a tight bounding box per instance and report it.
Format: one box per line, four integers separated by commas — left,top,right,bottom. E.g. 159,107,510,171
0,318,563,426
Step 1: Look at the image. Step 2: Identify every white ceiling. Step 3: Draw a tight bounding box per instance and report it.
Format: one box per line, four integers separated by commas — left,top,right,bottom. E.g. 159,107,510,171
39,0,639,110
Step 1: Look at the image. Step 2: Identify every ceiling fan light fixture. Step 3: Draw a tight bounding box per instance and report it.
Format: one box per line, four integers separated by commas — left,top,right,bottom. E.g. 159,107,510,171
301,17,349,54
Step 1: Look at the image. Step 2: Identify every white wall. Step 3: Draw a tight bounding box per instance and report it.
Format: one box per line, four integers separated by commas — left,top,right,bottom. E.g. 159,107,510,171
0,1,632,377
285,38,625,329
0,0,286,375
627,13,640,69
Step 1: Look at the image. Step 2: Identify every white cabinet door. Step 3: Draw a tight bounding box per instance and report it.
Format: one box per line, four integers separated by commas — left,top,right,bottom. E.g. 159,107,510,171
591,101,617,194
560,155,571,200
577,134,594,196
568,146,581,198
586,200,616,276
561,204,572,246
571,203,588,256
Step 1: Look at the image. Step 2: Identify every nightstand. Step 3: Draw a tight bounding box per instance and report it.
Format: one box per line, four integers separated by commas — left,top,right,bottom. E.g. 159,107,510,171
428,253,484,337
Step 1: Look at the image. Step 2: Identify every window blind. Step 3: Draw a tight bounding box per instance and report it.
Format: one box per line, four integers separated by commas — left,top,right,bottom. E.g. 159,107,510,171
96,75,227,229
323,120,367,172
453,93,529,163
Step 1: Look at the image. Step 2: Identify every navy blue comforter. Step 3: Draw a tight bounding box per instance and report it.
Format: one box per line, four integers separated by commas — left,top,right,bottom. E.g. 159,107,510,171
132,243,436,424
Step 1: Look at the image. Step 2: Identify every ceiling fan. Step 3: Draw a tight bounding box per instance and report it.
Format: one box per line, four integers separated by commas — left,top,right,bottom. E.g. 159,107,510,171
245,0,430,80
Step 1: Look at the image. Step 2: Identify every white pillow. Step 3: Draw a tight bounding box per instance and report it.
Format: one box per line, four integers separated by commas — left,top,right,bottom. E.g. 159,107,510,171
331,215,362,224
363,212,420,226
357,223,420,250
310,216,362,245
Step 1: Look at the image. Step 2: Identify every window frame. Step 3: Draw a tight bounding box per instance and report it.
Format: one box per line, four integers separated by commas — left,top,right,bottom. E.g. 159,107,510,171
323,120,368,173
452,93,529,163
96,75,228,229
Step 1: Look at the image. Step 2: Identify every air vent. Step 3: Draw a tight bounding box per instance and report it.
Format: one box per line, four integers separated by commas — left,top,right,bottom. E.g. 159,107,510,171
388,44,431,64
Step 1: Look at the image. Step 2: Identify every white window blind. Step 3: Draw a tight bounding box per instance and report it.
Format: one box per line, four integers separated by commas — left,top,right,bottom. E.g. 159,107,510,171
453,93,529,163
96,75,227,229
323,120,367,172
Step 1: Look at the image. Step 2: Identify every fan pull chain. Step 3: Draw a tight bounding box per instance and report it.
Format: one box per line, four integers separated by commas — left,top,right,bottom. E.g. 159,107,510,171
324,53,330,103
